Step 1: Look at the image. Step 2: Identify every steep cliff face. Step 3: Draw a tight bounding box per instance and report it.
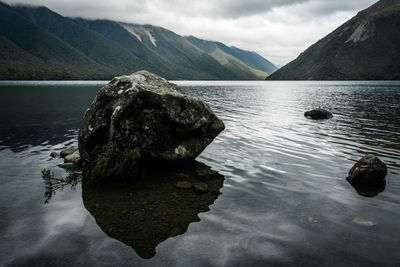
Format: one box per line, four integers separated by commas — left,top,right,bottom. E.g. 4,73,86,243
267,0,400,80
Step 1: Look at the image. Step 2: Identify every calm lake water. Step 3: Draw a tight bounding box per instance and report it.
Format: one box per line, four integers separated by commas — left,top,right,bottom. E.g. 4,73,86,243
0,81,400,266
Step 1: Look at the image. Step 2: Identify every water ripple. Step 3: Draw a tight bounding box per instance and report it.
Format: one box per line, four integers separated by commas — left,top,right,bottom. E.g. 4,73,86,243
1,81,400,266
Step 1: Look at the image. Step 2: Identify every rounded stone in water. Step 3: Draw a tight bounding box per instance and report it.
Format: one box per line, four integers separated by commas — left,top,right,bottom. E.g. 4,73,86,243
60,147,78,158
347,154,388,184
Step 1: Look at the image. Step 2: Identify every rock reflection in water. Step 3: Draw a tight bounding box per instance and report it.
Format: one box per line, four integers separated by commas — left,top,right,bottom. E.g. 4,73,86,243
82,161,224,259
346,177,386,198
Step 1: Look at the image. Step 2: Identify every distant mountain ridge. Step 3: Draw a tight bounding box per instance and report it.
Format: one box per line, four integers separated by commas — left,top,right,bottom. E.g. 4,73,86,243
0,2,277,80
186,36,277,78
267,0,400,80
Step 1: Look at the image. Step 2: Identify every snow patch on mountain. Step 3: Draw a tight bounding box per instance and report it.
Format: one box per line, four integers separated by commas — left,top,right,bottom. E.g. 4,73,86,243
345,20,376,43
143,28,157,47
120,23,142,42
119,23,157,47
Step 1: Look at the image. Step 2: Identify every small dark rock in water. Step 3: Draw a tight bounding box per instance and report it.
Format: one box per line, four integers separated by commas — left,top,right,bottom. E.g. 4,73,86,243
79,71,225,181
50,152,58,158
304,108,333,119
193,182,208,193
175,181,193,189
347,154,387,184
60,147,78,158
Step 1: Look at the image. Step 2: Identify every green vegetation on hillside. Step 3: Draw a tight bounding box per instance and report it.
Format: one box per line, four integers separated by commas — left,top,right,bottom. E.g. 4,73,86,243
0,2,276,80
187,36,277,79
0,2,114,80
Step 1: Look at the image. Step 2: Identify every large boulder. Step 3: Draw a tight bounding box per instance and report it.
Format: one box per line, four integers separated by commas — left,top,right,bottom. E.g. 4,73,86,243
79,71,224,180
347,154,388,184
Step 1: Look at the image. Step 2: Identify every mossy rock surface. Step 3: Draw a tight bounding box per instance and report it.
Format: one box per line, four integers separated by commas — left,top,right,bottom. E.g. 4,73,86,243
79,71,224,182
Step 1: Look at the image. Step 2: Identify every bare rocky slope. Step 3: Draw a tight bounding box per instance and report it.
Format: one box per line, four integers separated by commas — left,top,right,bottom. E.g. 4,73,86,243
267,0,400,80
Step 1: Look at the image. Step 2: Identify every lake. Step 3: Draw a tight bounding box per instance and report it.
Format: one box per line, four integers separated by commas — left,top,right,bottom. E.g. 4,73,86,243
0,81,399,266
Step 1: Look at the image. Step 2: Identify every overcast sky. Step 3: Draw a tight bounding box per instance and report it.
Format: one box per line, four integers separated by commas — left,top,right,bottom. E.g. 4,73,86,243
5,0,377,66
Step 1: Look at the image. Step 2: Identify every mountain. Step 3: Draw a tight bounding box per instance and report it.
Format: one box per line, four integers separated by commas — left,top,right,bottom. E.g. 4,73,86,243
13,5,154,73
186,36,277,79
74,20,237,79
0,2,113,79
267,0,400,80
0,2,275,80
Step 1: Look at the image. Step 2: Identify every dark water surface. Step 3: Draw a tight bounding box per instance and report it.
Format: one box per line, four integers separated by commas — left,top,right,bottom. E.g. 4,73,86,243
0,81,399,266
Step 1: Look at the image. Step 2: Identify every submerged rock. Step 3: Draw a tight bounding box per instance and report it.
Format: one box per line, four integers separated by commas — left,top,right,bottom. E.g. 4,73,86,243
352,217,377,227
79,71,224,181
193,182,208,193
304,108,333,119
347,154,387,184
175,181,193,189
195,165,218,178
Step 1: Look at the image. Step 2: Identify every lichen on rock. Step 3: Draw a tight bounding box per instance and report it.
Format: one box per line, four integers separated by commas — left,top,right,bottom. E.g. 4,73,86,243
78,71,225,181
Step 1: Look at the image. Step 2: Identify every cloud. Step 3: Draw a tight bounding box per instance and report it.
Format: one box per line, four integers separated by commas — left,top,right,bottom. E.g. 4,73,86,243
4,0,378,65
172,0,310,18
